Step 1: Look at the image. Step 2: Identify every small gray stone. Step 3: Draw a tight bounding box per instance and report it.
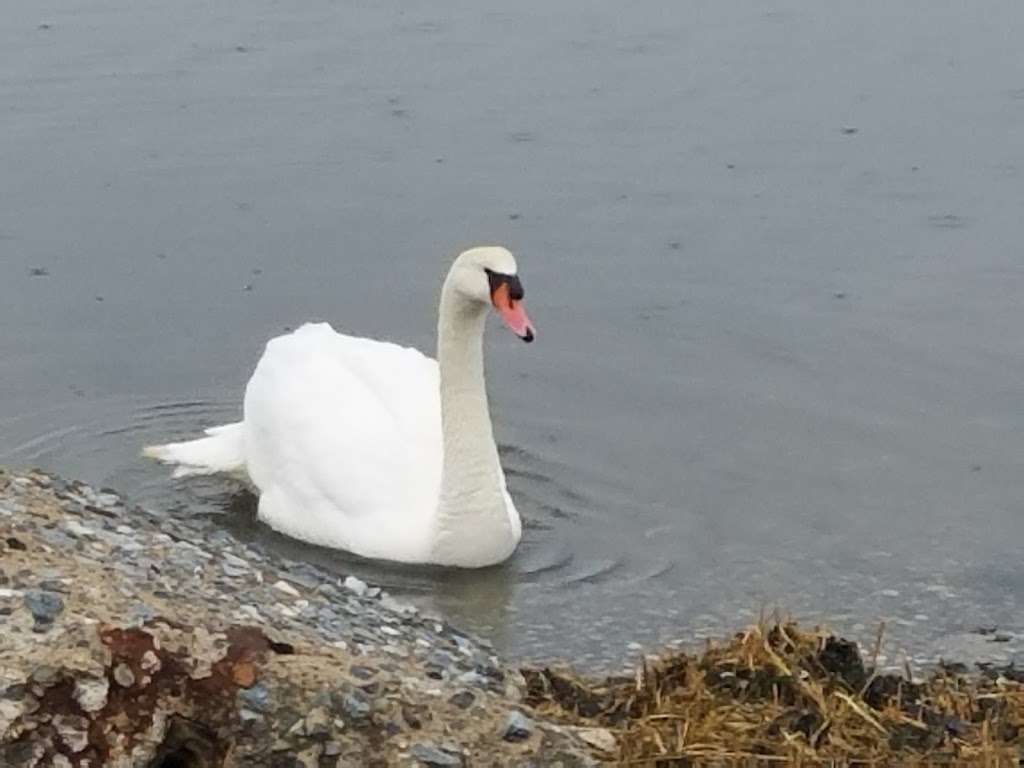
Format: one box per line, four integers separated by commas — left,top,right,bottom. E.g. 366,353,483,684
206,530,234,547
272,579,300,597
315,581,340,599
427,650,455,668
337,689,371,722
0,743,40,766
129,603,156,626
474,663,504,685
576,727,617,753
502,710,533,742
238,682,273,713
31,665,61,686
449,690,474,709
54,714,90,752
140,650,161,673
410,743,463,767
456,671,485,687
350,665,375,680
237,606,264,626
64,520,96,538
95,490,120,505
281,563,322,589
113,663,135,688
23,590,64,625
343,575,368,596
323,741,342,756
304,706,331,736
0,699,25,736
222,552,249,567
73,677,109,713
37,529,75,549
36,579,70,593
221,562,249,578
380,594,416,616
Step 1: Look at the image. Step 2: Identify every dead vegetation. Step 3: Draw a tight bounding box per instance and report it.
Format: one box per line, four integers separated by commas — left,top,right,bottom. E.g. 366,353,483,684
524,622,1024,766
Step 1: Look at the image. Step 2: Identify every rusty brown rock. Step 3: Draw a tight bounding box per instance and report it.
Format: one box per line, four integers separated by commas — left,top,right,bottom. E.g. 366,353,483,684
231,662,256,689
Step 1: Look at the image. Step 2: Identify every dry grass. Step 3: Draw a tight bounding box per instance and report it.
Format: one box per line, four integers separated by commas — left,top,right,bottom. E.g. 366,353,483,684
523,622,1024,766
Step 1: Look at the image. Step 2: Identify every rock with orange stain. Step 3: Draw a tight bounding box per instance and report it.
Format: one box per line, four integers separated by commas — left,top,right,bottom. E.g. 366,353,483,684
232,662,257,688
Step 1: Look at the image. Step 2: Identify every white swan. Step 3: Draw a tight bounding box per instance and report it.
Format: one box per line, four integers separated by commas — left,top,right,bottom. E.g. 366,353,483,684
144,246,535,567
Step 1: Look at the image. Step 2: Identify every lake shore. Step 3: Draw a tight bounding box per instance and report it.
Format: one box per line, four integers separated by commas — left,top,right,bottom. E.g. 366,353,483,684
0,469,599,766
1,469,1021,766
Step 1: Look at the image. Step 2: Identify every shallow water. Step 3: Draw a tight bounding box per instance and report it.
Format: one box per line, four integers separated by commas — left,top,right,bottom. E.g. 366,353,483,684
3,0,1024,670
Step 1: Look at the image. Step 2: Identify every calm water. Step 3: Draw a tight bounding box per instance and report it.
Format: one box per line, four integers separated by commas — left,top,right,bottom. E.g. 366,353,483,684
3,0,1024,670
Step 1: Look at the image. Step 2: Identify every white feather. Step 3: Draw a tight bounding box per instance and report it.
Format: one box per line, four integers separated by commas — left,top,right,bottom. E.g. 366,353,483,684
243,322,444,562
142,423,246,479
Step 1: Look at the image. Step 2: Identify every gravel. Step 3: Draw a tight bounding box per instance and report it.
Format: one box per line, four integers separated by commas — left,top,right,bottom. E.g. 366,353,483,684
0,468,595,765
22,589,64,627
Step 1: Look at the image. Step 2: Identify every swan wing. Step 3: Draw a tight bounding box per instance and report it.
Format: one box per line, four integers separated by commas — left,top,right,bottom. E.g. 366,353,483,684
242,322,442,561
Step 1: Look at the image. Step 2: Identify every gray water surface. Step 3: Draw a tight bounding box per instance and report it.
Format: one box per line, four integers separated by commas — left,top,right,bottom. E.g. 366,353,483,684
3,0,1024,670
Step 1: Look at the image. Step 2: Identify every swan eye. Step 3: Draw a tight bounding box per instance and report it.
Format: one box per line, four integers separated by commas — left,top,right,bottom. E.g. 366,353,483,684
485,269,525,301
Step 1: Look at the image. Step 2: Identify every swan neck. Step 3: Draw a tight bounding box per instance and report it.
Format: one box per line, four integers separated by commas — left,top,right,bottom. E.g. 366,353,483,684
431,282,516,566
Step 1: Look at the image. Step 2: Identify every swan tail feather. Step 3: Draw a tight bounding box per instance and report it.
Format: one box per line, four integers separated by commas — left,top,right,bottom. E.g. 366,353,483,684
143,422,247,478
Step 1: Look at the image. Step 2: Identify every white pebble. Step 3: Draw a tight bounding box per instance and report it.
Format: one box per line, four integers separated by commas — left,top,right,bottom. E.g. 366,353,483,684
140,650,161,673
272,580,300,598
113,664,135,688
237,604,263,621
73,677,109,713
343,575,368,596
65,521,95,537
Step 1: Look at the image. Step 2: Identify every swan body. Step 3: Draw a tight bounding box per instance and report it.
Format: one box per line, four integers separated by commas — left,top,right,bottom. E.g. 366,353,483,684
145,246,534,567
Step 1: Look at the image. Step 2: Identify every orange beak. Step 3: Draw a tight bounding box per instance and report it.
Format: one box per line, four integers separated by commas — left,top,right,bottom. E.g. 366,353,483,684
491,282,535,342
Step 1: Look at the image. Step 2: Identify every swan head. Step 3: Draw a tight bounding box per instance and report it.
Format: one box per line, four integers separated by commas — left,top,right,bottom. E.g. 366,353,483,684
450,246,535,342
